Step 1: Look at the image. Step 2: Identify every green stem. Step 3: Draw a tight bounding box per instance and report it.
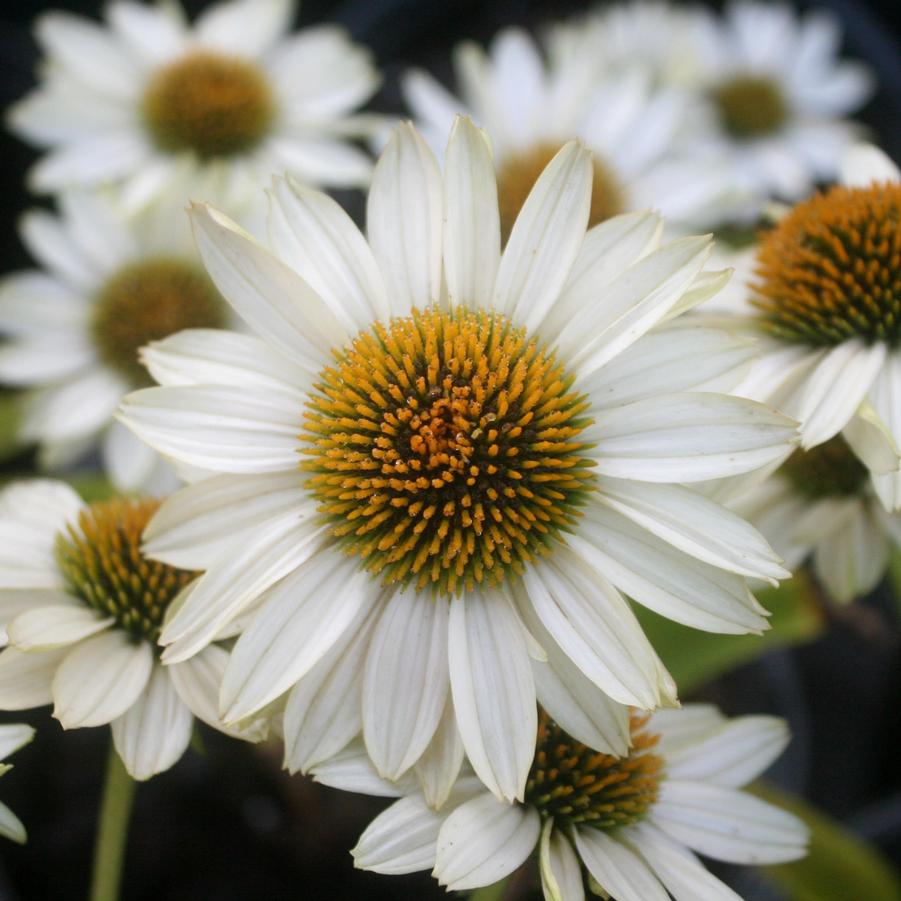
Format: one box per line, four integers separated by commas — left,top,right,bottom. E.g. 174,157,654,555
470,878,508,901
89,742,136,901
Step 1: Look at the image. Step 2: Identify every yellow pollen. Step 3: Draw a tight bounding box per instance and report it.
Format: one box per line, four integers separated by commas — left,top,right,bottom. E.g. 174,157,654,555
55,498,199,645
496,143,624,243
300,306,595,595
712,75,788,138
525,711,664,829
91,256,227,386
751,182,901,346
142,51,275,159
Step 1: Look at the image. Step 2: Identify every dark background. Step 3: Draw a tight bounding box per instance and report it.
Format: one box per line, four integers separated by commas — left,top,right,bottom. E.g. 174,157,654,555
0,1,899,898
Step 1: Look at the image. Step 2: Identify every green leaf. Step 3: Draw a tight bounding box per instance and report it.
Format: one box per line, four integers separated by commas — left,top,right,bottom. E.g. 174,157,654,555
753,783,901,901
634,573,824,694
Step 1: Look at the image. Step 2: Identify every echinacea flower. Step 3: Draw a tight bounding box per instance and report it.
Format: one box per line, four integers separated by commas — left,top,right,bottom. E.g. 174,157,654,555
727,436,901,603
119,118,797,802
8,0,381,213
0,723,35,844
402,24,740,236
699,144,901,510
0,479,263,781
350,705,809,899
0,185,236,492
686,1,873,210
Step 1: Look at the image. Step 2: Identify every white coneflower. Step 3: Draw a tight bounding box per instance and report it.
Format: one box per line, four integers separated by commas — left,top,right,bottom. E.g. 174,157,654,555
402,23,741,236
8,0,381,214
698,144,901,511
685,0,873,211
0,185,237,492
728,435,901,603
0,479,262,781
119,118,797,802
350,705,808,898
0,723,35,844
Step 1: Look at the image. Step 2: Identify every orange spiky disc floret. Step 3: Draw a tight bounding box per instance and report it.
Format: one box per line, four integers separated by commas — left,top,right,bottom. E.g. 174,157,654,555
55,498,199,644
525,710,664,829
751,182,901,346
301,306,596,596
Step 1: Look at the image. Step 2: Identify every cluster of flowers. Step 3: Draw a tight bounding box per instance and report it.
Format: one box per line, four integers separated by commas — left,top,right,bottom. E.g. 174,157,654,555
0,0,897,897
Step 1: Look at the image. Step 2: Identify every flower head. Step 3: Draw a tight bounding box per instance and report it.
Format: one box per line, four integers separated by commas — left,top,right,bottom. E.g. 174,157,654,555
729,435,901,603
705,144,901,511
8,0,381,214
119,118,797,802
685,1,873,209
0,186,234,492
0,480,262,781
348,704,809,897
403,24,741,233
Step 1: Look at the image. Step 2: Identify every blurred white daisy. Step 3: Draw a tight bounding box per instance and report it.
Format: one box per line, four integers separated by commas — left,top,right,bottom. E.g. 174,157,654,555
0,185,237,492
350,705,808,898
0,479,263,781
687,1,873,210
697,144,901,511
119,118,797,803
728,436,901,604
402,24,741,235
0,723,34,844
8,0,381,214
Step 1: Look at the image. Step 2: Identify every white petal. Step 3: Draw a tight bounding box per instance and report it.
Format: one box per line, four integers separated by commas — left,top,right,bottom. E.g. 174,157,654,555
0,801,26,844
0,723,34,760
442,117,501,309
283,598,382,773
539,821,584,901
160,509,327,662
102,421,163,493
570,511,769,634
666,716,790,788
0,646,67,709
840,144,901,187
117,385,303,474
352,795,443,875
594,478,788,582
188,203,346,370
141,328,310,396
586,393,798,483
52,631,153,728
107,1,187,64
220,554,371,723
494,142,592,333
650,704,726,753
433,793,540,891
309,739,415,797
144,472,314,569
367,123,443,315
414,694,465,810
0,479,83,536
519,551,665,708
653,781,809,864
363,588,449,780
267,175,390,330
112,665,192,780
581,326,756,411
8,605,112,651
195,0,292,56
448,589,536,802
574,828,668,901
521,602,630,756
556,236,713,376
627,822,742,901
795,341,885,448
